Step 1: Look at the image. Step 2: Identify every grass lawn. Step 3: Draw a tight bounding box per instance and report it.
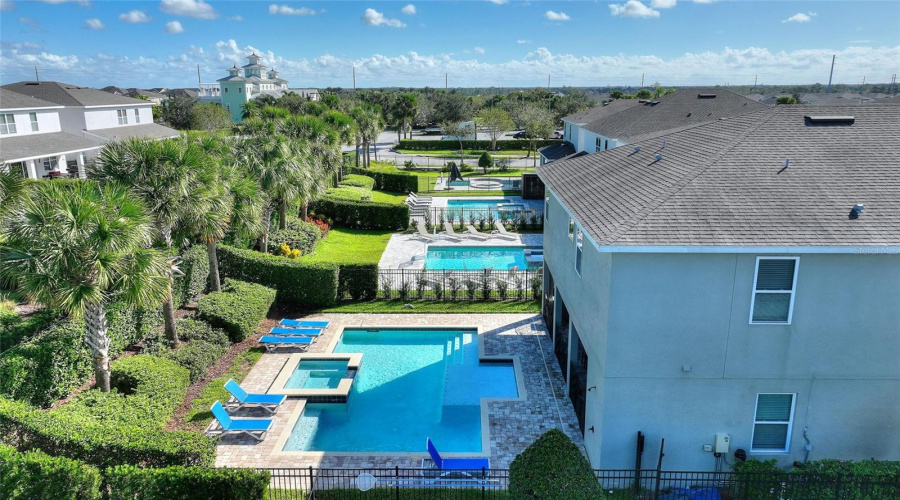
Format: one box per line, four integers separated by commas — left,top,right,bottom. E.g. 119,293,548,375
318,300,540,314
369,190,408,204
300,228,393,265
181,347,264,431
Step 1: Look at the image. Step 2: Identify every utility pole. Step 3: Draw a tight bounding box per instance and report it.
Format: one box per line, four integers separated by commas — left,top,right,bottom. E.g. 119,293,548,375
34,66,39,82
640,73,644,88
445,73,448,89
862,76,865,86
548,73,552,111
753,75,757,91
826,54,836,93
197,64,201,88
352,66,356,90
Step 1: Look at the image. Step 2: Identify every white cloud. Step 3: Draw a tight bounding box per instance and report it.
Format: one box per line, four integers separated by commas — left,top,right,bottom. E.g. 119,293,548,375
362,8,406,28
38,0,90,5
228,15,243,21
268,4,316,16
0,0,12,11
401,4,416,15
488,0,508,4
692,0,716,3
165,20,184,33
651,0,676,8
849,40,873,44
119,10,151,23
610,1,660,18
159,0,217,20
474,47,485,54
782,12,815,23
545,11,571,21
84,18,104,30
517,39,531,44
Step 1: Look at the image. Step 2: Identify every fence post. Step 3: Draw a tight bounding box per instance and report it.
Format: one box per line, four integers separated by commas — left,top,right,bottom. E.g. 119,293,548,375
308,466,314,498
394,466,400,500
654,438,665,499
482,466,487,500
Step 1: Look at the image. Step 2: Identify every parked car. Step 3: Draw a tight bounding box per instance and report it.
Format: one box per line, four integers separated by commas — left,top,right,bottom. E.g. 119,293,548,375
552,131,563,139
513,131,531,139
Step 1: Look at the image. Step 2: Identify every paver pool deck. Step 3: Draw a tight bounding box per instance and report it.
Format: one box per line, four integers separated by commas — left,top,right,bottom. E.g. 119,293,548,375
214,313,584,469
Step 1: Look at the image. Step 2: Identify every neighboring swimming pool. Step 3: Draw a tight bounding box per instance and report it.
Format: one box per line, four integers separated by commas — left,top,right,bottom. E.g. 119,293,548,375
283,328,519,453
425,245,528,270
445,199,527,220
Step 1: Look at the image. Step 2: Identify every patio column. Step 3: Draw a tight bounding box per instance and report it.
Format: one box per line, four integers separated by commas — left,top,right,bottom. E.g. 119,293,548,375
58,154,68,175
25,160,38,179
76,152,86,179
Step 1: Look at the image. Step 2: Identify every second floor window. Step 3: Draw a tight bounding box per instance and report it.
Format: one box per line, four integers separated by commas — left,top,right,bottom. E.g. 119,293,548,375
29,112,39,132
117,109,128,125
750,257,799,324
545,194,550,221
575,228,584,276
0,114,17,134
568,218,575,240
595,137,602,152
134,109,141,124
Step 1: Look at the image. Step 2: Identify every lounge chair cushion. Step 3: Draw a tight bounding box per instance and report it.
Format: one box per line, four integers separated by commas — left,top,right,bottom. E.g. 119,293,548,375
259,335,313,345
278,320,328,328
269,327,321,336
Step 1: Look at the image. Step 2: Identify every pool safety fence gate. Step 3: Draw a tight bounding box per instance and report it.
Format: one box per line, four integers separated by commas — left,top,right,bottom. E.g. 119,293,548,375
261,467,900,499
338,268,543,302
421,207,544,231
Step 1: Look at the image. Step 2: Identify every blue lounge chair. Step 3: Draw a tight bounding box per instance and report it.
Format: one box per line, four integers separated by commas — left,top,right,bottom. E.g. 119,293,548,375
258,335,314,351
425,438,490,476
280,319,329,329
207,401,273,441
224,379,286,414
269,327,322,336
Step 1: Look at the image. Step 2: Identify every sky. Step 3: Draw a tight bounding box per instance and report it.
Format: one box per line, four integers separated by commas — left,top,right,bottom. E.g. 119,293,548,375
0,0,898,89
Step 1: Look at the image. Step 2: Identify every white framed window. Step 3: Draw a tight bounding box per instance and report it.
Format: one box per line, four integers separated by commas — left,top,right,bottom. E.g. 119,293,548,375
117,109,128,125
134,109,141,123
750,257,799,324
0,114,17,134
40,156,58,172
544,194,550,221
224,87,228,93
751,393,795,452
568,218,575,241
595,137,601,152
575,227,584,276
29,112,39,132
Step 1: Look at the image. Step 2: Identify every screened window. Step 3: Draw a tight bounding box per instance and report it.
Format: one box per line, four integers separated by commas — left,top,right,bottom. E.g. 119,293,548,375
117,109,128,125
545,195,550,221
750,257,798,324
604,140,608,150
752,393,795,452
568,218,575,241
40,156,58,172
575,228,584,276
0,114,17,134
595,137,602,152
29,112,39,132
134,109,141,123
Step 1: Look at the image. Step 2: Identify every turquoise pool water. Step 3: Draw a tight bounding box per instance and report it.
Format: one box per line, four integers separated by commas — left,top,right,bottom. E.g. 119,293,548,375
285,360,349,389
445,199,527,221
283,328,518,453
425,245,527,270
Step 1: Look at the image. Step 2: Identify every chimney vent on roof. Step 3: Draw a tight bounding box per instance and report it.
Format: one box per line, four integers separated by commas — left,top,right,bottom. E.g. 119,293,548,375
654,154,662,161
638,99,649,103
687,112,692,117
852,204,865,216
805,115,855,125
785,158,790,169
698,93,717,98
662,139,666,149
633,146,641,153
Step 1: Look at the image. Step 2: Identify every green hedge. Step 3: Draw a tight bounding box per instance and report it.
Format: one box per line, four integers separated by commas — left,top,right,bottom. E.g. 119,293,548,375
0,308,57,353
266,216,322,255
338,263,379,301
172,245,210,308
339,174,376,191
312,197,409,231
346,166,418,193
509,429,602,500
325,186,372,202
217,244,339,308
0,444,102,500
106,465,269,500
0,396,215,469
397,139,561,151
196,280,276,343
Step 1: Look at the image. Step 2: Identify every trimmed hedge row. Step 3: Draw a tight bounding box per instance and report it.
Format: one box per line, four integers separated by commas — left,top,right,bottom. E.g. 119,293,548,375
266,216,322,255
339,174,376,190
338,263,379,301
325,186,372,202
166,319,230,382
172,245,210,308
509,429,602,500
311,197,409,231
0,444,102,500
217,244,339,308
106,465,269,500
398,139,561,151
197,280,276,343
346,166,418,193
0,307,57,354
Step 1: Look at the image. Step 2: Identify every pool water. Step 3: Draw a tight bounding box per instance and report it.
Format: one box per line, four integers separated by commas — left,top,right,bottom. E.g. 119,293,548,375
425,245,527,270
445,199,528,221
285,360,348,389
283,328,518,453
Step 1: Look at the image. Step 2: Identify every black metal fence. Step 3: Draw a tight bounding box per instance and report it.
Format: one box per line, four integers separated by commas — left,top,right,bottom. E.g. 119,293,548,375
417,175,525,194
337,268,543,302
261,467,900,499
420,207,543,232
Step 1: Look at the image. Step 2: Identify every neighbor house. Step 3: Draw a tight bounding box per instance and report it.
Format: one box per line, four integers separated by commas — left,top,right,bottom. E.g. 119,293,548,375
537,104,900,471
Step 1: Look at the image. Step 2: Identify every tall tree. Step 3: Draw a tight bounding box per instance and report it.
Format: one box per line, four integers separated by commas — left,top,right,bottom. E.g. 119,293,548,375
395,93,418,140
521,105,555,166
160,93,196,129
475,107,514,150
190,102,232,131
244,134,304,248
0,181,169,391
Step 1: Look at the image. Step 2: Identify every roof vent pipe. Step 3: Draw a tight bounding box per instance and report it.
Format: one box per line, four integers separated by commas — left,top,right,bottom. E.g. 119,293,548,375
662,139,666,149
852,204,865,216
633,146,641,153
785,158,790,168
654,154,662,161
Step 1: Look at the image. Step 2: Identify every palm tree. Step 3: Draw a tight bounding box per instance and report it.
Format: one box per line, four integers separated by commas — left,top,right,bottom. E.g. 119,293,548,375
0,181,169,391
280,115,341,219
89,138,214,345
0,169,28,218
243,134,305,246
241,101,261,121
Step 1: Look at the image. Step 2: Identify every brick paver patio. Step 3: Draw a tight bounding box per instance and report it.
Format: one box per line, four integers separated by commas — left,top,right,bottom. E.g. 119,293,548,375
214,313,583,469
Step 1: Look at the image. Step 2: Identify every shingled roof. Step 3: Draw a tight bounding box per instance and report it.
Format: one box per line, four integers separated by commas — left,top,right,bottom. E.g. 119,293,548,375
538,105,900,248
581,87,768,143
2,81,149,107
561,99,639,125
0,88,61,110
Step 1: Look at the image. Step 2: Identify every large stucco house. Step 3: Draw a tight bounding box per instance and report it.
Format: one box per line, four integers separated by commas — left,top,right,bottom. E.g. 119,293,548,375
537,104,900,471
1,82,179,179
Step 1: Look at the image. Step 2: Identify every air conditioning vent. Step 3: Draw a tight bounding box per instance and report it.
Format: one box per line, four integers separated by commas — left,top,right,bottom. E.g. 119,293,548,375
698,93,717,98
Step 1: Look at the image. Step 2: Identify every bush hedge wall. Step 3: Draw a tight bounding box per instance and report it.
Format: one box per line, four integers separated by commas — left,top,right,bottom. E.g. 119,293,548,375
338,263,379,301
172,245,210,308
0,444,102,500
397,139,561,151
325,186,372,202
217,244,339,309
345,166,418,193
509,429,602,500
339,174,376,191
196,280,276,343
106,465,269,500
311,197,409,231
266,216,322,255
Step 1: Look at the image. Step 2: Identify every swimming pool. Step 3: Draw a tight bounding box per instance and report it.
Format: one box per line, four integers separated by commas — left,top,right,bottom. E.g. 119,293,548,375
425,245,528,270
445,199,528,221
284,360,349,390
283,328,518,453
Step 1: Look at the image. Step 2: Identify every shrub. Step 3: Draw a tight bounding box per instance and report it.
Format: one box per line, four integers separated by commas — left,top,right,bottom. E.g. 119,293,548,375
0,308,57,353
788,459,900,499
168,341,227,383
0,396,215,468
338,264,378,301
107,465,269,500
325,186,372,202
338,174,376,191
171,245,210,308
509,429,603,500
398,139,560,151
217,245,339,308
196,280,276,343
176,318,230,347
732,458,784,500
266,216,322,255
478,151,494,173
345,166,418,193
312,197,410,231
0,444,102,500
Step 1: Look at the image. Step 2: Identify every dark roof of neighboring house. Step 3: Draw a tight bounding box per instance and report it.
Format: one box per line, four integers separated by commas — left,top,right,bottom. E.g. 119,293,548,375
580,87,768,142
101,86,129,95
218,75,248,82
0,132,101,161
0,88,61,110
561,99,639,125
538,105,900,247
2,81,149,107
538,141,576,161
163,88,198,98
86,123,180,141
128,89,167,100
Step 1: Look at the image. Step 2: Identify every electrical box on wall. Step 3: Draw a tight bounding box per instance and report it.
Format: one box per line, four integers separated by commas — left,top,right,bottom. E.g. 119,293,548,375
714,433,730,453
